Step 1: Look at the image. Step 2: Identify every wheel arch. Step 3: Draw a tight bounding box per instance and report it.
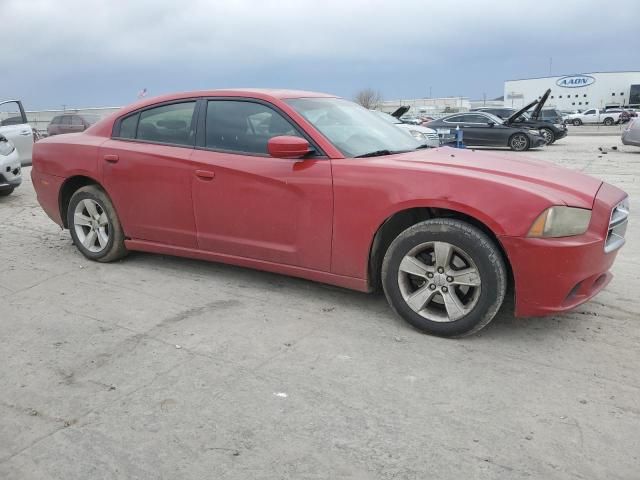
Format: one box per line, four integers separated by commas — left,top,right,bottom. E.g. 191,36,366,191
367,206,513,292
58,175,104,228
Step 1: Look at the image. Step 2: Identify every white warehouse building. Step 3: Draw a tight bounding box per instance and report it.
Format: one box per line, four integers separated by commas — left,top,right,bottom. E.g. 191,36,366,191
504,71,640,111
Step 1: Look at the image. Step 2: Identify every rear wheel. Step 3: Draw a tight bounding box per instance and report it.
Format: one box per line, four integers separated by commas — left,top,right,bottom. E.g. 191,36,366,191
572,119,582,126
509,133,530,151
67,185,127,262
603,117,614,126
381,219,507,337
0,188,14,197
540,128,555,145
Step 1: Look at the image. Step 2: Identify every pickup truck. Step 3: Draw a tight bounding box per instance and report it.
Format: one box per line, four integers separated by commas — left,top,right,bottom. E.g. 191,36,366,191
0,100,34,166
564,108,622,126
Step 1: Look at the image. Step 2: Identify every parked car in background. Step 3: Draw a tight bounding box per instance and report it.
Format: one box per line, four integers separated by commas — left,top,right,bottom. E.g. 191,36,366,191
426,111,546,151
0,100,34,166
564,108,623,126
47,113,102,136
622,119,640,147
32,89,628,337
371,110,441,147
0,136,22,196
473,90,567,144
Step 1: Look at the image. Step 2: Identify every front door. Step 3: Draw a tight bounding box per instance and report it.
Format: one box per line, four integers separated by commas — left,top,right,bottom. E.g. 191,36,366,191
100,100,199,248
190,99,333,271
0,100,33,165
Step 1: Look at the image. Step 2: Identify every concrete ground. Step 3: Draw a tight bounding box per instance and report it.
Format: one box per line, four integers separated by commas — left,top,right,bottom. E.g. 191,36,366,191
0,135,639,479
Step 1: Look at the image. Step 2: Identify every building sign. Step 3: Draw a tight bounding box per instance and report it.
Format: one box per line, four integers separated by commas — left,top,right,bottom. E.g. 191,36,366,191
556,75,596,88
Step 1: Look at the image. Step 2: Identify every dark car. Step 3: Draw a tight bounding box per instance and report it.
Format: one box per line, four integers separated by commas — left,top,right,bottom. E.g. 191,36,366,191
472,90,567,144
426,111,546,151
47,113,102,136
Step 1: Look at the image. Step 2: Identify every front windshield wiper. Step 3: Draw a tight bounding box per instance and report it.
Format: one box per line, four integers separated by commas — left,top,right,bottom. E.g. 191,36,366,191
355,149,394,158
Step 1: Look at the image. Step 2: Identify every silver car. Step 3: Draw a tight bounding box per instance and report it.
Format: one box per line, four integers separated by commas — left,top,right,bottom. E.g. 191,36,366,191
0,100,34,166
0,136,22,196
622,119,640,147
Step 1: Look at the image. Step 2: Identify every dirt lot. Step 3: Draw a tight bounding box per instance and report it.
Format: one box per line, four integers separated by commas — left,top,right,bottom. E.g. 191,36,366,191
1,135,638,479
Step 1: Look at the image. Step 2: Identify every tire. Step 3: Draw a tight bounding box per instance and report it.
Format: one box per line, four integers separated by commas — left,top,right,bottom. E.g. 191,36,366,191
540,128,555,145
0,188,14,197
509,133,530,151
572,119,582,126
381,219,507,337
67,185,127,262
603,117,614,126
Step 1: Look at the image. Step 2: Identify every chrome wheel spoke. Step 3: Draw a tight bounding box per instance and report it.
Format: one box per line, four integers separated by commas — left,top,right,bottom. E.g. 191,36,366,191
83,229,97,249
399,256,433,278
74,213,92,227
449,267,481,286
433,242,452,268
441,289,468,321
98,212,109,227
406,285,437,311
84,199,99,219
96,228,109,248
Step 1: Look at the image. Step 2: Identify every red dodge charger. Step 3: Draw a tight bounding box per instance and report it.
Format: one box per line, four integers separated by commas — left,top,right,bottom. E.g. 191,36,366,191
31,89,629,336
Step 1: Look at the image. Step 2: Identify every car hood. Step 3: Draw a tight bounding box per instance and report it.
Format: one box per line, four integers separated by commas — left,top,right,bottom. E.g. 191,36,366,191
397,124,437,134
383,148,601,208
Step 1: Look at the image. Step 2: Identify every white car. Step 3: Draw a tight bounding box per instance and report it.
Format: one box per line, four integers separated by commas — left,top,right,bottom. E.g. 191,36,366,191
0,100,34,166
0,136,22,196
563,108,622,126
372,110,441,147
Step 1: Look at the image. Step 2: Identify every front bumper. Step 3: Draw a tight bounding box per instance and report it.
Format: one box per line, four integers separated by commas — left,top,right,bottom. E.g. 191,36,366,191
0,150,22,191
530,135,547,148
500,182,627,317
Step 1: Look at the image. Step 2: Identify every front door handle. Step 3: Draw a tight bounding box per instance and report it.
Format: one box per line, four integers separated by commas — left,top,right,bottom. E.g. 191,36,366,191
104,154,119,163
195,170,215,180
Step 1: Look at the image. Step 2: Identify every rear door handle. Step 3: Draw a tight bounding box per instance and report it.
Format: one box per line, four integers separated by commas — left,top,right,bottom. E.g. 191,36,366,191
104,154,119,163
195,170,215,180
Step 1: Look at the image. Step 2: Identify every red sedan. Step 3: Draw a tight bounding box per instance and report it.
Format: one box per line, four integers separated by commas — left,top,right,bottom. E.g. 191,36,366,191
31,89,629,337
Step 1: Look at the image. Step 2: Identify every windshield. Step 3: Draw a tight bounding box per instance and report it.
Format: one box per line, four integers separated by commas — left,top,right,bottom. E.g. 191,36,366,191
371,110,402,125
286,97,419,157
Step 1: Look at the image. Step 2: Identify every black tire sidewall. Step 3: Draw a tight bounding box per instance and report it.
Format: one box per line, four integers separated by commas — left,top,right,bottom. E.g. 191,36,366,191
67,188,117,261
382,220,506,337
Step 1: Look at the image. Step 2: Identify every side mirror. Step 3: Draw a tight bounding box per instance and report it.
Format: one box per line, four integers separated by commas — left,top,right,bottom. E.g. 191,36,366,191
267,136,311,159
487,121,495,127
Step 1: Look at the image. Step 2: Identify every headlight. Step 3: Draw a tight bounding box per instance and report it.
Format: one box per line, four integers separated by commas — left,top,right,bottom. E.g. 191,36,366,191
409,130,427,140
527,206,592,238
0,139,15,156
528,129,541,135
554,124,564,129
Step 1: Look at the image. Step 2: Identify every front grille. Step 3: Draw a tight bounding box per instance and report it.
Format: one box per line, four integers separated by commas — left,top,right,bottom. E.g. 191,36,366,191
604,198,629,253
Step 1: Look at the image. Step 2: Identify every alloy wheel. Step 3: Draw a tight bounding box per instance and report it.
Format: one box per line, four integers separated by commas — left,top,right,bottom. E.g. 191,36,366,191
73,198,110,253
510,134,528,151
397,241,481,322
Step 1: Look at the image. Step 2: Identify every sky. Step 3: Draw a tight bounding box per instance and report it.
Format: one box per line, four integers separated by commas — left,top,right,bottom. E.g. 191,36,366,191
2,0,639,109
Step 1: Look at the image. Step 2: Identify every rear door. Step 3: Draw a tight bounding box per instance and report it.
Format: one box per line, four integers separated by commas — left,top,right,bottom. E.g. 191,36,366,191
100,100,199,248
0,100,33,165
189,98,333,271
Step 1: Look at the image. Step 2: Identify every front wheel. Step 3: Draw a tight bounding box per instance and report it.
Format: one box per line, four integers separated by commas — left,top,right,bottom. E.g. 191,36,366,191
0,188,15,197
572,119,582,126
381,219,507,337
509,133,530,151
67,185,128,262
540,128,555,145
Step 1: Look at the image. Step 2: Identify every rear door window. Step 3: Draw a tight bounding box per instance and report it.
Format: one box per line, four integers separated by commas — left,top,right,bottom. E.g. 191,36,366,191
136,102,197,146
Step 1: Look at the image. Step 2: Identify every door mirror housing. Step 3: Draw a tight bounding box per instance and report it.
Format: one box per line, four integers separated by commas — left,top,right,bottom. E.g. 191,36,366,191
487,121,495,127
267,136,311,159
